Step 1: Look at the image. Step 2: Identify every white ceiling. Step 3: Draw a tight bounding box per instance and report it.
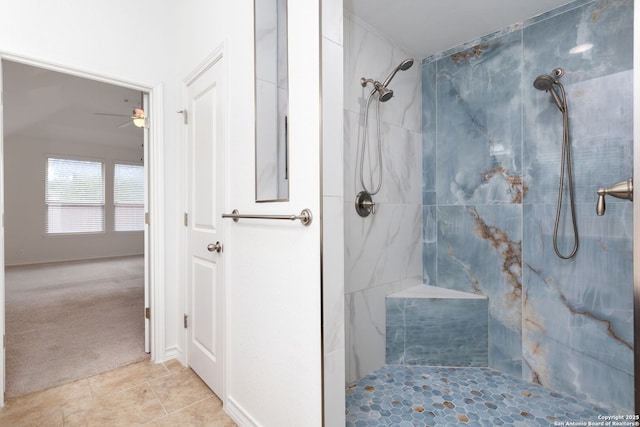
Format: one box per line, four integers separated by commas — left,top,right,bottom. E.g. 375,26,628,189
2,61,143,148
345,0,574,58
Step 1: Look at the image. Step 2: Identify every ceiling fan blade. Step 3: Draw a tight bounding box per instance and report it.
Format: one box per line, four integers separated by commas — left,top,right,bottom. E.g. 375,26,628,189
118,120,133,128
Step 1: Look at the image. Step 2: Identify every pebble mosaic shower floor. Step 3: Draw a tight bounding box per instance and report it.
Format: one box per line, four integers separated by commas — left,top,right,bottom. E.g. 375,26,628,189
345,366,630,427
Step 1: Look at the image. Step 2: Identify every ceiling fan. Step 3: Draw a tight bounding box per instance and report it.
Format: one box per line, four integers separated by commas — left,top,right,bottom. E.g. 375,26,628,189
94,108,146,128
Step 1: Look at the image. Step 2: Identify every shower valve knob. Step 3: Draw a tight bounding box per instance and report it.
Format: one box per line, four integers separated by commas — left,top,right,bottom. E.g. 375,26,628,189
596,178,633,216
355,191,376,217
363,199,376,215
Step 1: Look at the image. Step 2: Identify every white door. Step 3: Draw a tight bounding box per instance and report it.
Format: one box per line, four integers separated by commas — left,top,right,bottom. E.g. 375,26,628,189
185,55,224,396
223,2,323,424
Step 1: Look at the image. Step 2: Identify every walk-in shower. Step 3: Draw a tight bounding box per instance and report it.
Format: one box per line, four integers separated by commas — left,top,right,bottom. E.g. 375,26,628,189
355,58,414,217
533,68,579,259
345,0,636,422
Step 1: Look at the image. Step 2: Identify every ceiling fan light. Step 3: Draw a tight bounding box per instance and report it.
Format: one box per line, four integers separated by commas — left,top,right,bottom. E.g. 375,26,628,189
131,108,146,128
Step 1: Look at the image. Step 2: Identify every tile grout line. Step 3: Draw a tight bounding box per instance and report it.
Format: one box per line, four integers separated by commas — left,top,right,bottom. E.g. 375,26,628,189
87,362,173,399
142,395,218,425
144,376,172,423
2,360,199,427
166,395,216,416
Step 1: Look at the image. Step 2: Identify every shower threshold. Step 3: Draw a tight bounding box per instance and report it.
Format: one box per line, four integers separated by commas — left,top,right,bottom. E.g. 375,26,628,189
346,365,613,426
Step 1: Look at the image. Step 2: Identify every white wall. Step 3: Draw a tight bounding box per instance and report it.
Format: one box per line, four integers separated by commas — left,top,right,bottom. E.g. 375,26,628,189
4,136,143,265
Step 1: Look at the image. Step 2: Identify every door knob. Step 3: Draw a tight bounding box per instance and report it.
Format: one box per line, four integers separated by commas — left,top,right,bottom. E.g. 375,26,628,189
207,242,223,253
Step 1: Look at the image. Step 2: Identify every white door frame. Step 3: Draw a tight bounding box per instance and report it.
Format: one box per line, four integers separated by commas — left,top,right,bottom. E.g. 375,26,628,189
0,53,166,406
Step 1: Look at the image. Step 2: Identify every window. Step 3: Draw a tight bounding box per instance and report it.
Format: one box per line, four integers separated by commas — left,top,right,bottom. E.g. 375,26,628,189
46,158,104,234
114,163,145,231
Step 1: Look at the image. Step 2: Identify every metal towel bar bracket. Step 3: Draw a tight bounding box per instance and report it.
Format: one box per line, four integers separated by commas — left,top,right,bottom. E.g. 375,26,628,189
222,209,313,226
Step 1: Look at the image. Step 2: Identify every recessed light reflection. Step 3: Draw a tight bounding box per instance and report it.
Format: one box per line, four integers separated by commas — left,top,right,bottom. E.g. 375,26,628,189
569,43,594,54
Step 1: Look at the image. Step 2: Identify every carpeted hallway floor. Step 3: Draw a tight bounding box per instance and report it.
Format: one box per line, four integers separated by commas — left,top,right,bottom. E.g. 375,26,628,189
5,256,147,397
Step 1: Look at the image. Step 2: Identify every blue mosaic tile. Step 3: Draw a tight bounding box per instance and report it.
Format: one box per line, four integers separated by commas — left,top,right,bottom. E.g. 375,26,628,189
346,366,613,427
386,296,488,367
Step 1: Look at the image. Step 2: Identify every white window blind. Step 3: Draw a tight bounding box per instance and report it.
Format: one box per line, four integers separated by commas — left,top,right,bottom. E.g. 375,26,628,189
46,158,104,234
114,164,145,231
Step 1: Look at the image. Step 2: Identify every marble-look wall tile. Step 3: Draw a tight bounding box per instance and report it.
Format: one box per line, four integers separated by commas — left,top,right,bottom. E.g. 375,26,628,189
422,60,436,198
436,31,523,206
525,0,594,27
523,0,633,83
523,202,633,412
422,206,437,285
343,110,357,202
255,79,279,199
323,197,345,355
437,204,523,375
323,348,346,427
321,0,343,46
386,296,488,367
343,89,422,205
254,0,278,84
345,202,422,294
344,13,421,133
323,36,344,197
519,0,634,412
345,279,418,383
523,0,633,205
344,12,423,384
422,0,633,411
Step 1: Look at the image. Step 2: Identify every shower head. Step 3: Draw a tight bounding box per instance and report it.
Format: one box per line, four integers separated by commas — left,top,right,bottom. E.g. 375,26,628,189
533,74,556,91
360,78,394,102
360,58,413,102
381,58,415,88
376,83,394,102
533,68,565,112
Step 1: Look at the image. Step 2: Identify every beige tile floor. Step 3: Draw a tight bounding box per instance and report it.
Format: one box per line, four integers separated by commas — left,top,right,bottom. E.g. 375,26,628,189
0,358,237,426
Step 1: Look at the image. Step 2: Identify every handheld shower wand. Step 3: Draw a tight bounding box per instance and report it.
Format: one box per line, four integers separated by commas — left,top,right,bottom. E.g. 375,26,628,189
360,58,415,103
356,59,415,217
533,68,578,259
381,58,414,88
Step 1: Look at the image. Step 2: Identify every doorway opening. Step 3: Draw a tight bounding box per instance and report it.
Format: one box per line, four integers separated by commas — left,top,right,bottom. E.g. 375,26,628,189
1,59,153,398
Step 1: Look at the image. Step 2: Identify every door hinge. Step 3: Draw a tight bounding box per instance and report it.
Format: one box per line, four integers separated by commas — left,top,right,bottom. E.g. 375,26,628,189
184,212,189,227
145,307,151,319
145,212,150,225
184,314,188,329
178,109,188,125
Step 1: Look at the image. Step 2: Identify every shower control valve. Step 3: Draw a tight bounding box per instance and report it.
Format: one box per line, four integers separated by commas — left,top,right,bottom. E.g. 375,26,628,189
596,178,633,216
355,191,376,217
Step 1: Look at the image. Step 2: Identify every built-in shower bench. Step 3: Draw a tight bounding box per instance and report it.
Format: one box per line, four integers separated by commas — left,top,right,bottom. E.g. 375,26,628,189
386,285,488,367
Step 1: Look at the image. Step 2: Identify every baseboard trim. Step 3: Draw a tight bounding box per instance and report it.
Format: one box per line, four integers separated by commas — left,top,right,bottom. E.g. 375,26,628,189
163,345,184,365
4,253,144,268
225,396,261,427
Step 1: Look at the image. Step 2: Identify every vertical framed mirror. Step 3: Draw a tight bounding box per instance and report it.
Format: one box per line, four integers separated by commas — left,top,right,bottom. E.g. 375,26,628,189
254,0,289,202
